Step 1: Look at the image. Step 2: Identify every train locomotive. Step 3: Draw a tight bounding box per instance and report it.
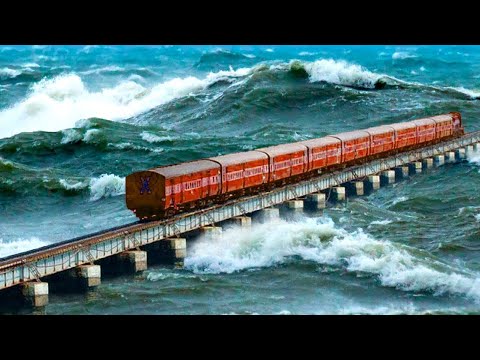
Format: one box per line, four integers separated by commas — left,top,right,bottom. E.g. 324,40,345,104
126,112,464,220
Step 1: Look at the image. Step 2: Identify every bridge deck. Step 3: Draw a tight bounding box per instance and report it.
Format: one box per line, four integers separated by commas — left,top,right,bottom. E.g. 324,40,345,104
1,131,480,290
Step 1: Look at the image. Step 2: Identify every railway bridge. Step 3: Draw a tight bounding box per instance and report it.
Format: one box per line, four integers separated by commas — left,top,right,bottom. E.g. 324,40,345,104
1,131,480,308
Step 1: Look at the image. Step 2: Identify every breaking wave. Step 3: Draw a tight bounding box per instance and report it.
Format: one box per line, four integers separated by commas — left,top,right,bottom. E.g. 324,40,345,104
2,58,479,140
303,59,384,88
88,174,125,201
140,131,172,143
467,149,480,167
0,67,22,79
59,179,89,191
185,217,480,301
0,67,254,139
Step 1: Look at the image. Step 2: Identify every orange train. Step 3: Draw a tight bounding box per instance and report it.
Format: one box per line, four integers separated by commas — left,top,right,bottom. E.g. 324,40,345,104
126,112,464,220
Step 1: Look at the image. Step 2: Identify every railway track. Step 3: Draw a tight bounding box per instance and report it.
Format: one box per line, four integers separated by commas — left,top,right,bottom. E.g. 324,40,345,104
1,130,480,291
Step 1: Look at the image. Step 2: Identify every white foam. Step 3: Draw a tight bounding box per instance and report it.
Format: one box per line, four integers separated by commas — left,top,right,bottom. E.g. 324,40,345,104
299,51,316,56
89,174,125,201
146,271,202,282
336,303,419,315
127,74,145,82
265,48,274,53
303,59,382,89
61,128,83,144
0,67,21,79
108,142,164,153
22,63,40,68
0,66,255,139
59,179,88,191
392,51,417,60
370,219,393,226
75,118,95,129
449,86,480,99
79,45,99,54
475,214,480,222
391,196,408,206
467,149,480,166
80,65,125,75
185,217,480,301
0,237,50,258
141,131,171,143
82,129,101,143
420,66,426,71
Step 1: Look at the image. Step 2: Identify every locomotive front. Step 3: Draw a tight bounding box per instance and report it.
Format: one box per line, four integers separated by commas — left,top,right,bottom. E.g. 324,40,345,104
125,170,166,220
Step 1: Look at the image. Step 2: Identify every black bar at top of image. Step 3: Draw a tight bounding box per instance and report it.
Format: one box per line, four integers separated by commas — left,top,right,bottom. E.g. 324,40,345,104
0,5,478,44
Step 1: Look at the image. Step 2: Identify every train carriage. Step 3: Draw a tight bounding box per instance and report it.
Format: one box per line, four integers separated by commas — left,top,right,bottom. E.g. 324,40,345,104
413,118,436,144
327,130,370,163
208,151,269,195
365,126,395,155
256,143,308,182
430,114,454,139
389,122,417,149
298,137,342,171
126,112,465,220
126,160,221,219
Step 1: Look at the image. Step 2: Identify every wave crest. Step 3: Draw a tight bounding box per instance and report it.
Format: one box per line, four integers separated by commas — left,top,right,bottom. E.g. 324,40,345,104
0,64,258,139
89,174,125,201
303,59,382,89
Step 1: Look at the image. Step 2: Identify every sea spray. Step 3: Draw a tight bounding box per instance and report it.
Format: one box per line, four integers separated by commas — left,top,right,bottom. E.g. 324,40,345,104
89,174,125,201
185,216,480,301
0,237,50,258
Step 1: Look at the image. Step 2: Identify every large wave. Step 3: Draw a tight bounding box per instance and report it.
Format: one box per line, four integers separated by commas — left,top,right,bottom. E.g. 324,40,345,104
303,59,383,88
1,58,478,140
185,217,480,301
0,67,254,139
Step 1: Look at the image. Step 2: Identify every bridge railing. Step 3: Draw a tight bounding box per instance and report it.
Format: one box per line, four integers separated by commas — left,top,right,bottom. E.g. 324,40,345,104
1,131,480,290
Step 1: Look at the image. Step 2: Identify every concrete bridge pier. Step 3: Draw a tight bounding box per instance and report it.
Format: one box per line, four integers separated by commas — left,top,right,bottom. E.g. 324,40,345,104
118,251,148,273
380,170,395,186
329,186,345,202
466,145,474,156
456,148,466,160
346,181,364,196
365,175,380,192
255,207,280,223
70,265,101,290
286,199,304,210
474,143,480,152
230,216,252,227
408,162,422,175
21,282,49,308
445,151,456,163
144,238,187,265
434,154,445,166
305,193,325,210
394,166,409,180
200,226,223,238
422,158,434,169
